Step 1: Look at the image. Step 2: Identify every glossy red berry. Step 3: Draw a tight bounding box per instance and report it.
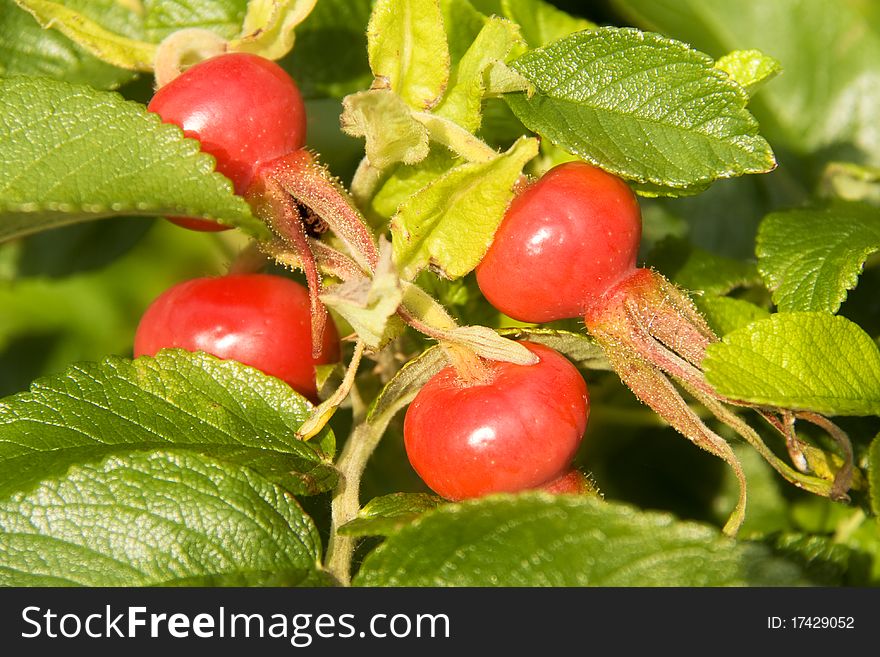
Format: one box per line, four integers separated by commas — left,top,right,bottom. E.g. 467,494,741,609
134,274,339,401
403,342,589,500
476,161,642,322
148,53,307,230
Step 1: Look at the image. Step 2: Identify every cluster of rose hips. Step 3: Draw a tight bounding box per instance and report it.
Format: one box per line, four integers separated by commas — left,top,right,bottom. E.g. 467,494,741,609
139,51,849,524
136,51,606,501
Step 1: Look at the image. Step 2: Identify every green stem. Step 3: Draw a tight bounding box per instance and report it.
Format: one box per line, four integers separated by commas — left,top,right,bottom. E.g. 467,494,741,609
325,421,383,586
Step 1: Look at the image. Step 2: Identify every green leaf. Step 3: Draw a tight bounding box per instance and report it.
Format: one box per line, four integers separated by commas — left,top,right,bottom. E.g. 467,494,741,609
715,49,781,95
368,149,460,223
341,89,430,168
0,450,328,586
0,0,134,89
505,27,776,192
354,494,809,585
339,493,444,537
367,0,450,109
14,0,156,71
613,0,880,166
870,434,880,520
11,216,152,279
434,16,526,132
366,345,448,430
756,203,880,313
232,0,316,60
391,136,538,280
695,296,770,337
703,312,880,416
650,238,762,295
762,533,852,586
0,77,268,241
0,350,337,498
501,0,596,49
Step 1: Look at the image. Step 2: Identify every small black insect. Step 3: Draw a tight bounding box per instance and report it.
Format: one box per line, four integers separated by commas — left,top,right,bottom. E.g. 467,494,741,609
295,200,329,238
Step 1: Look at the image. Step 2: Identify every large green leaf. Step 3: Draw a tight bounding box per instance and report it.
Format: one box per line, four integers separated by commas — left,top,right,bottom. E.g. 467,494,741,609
756,203,880,313
354,494,809,585
0,450,328,586
0,0,134,89
613,0,880,166
505,27,775,193
703,312,880,415
0,350,337,498
0,77,268,240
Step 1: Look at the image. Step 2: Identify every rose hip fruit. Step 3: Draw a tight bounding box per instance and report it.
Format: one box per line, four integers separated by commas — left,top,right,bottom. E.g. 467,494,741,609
403,342,589,500
134,273,339,401
476,161,641,322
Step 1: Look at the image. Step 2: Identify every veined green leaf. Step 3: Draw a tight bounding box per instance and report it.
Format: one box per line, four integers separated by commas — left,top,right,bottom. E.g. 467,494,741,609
703,312,880,416
756,203,880,313
367,0,450,109
368,149,461,224
613,0,880,166
715,49,781,95
0,77,268,241
391,137,538,280
434,16,526,132
0,450,328,586
354,494,809,586
505,27,776,193
232,0,316,60
15,0,156,70
0,350,337,498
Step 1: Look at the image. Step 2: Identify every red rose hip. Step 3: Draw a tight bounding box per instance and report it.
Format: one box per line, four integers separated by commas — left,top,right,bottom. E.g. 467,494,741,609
148,52,308,230
403,342,589,500
476,161,641,322
134,273,339,401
